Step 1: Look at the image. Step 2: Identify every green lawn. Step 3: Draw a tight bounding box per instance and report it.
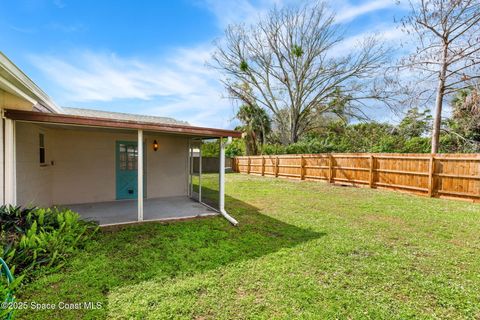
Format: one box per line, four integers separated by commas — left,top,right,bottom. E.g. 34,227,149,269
17,173,480,319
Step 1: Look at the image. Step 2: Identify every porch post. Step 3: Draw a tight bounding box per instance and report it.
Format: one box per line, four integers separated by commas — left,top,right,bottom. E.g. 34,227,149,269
0,116,4,205
219,137,238,226
198,140,202,202
188,139,192,197
4,119,16,205
219,138,225,211
137,129,144,221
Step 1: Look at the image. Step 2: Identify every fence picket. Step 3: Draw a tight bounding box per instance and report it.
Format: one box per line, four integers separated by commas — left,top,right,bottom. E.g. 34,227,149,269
233,153,480,202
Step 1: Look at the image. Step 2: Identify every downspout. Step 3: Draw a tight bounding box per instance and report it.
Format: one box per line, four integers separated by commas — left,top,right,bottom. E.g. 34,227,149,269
219,136,238,226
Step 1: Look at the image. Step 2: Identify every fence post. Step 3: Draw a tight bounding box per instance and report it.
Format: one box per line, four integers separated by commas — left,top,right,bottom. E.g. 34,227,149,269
247,157,251,174
428,154,435,197
369,154,375,188
261,156,265,176
300,155,305,180
328,154,334,183
275,156,279,177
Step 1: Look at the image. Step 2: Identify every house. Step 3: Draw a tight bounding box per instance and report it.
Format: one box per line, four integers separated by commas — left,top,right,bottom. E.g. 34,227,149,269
0,52,240,226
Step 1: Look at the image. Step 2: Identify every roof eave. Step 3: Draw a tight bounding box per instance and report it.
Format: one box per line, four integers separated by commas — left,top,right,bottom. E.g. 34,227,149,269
0,52,62,113
4,109,242,138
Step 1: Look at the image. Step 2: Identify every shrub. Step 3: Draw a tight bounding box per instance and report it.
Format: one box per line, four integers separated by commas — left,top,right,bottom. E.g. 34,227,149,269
1,206,98,278
262,144,286,155
401,137,430,153
1,259,21,320
226,139,245,157
0,278,13,319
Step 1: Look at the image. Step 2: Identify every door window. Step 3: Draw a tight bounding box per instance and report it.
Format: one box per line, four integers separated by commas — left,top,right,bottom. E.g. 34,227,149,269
118,143,138,171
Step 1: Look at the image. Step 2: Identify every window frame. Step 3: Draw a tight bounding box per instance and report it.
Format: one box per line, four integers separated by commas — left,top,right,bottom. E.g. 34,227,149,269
39,133,46,166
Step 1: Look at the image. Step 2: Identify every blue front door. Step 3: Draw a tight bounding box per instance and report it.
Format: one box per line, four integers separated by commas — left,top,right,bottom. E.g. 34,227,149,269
116,141,139,199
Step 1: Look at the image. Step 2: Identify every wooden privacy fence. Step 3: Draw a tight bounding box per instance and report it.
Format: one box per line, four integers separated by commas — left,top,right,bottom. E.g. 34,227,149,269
233,153,480,202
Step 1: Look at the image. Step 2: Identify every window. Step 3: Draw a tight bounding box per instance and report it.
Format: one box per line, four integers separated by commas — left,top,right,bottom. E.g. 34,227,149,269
39,133,46,164
118,143,137,171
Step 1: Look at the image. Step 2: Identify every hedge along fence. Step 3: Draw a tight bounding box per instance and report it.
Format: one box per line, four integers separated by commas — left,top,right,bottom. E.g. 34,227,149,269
233,153,480,202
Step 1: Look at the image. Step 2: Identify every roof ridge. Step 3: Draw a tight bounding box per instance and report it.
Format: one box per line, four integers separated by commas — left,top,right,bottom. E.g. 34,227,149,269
62,107,189,125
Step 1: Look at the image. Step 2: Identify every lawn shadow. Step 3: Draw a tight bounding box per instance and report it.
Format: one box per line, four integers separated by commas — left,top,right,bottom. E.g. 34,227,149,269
97,187,325,281
18,188,325,319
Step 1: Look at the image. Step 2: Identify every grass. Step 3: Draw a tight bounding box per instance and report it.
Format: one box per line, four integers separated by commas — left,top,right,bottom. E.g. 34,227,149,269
191,172,220,209
16,173,480,319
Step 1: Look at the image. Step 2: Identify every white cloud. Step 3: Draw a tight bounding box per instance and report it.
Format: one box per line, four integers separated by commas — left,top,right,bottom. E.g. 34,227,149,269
335,0,397,23
198,0,297,28
200,0,399,28
30,49,205,102
200,0,263,27
29,47,236,128
334,24,406,53
29,1,408,129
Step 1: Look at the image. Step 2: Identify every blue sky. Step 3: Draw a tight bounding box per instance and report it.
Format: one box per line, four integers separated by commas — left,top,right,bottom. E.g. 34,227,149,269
0,0,409,128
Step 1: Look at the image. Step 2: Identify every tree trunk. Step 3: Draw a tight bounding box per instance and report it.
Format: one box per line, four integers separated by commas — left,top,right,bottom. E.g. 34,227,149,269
251,131,258,155
290,116,299,143
290,131,298,143
431,45,448,154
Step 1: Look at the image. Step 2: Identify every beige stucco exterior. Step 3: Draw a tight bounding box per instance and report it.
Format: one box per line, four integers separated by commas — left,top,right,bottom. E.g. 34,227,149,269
16,122,54,206
16,122,189,207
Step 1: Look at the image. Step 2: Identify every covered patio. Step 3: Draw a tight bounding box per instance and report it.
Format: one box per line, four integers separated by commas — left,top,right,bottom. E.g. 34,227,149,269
6,108,240,226
65,196,217,226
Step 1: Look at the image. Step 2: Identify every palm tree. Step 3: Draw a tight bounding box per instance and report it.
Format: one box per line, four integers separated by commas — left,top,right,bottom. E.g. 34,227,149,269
451,87,480,141
236,104,271,155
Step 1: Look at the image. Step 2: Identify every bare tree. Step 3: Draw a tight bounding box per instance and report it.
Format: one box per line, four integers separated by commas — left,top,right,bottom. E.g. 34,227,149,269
211,1,390,144
400,0,480,153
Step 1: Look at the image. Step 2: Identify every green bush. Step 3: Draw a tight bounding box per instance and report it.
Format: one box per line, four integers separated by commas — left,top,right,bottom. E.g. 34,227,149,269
200,139,246,157
0,277,13,319
0,260,21,320
401,137,431,153
1,206,98,278
262,144,286,155
225,138,246,157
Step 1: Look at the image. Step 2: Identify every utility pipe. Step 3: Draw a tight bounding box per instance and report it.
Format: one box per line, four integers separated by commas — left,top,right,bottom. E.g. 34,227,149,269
219,137,238,226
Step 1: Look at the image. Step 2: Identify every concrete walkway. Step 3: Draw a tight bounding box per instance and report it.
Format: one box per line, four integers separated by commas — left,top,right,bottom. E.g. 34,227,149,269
63,196,217,226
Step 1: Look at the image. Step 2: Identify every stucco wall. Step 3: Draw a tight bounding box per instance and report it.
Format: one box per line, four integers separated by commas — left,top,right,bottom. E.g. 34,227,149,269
15,123,189,206
16,122,54,207
50,128,132,204
145,134,189,199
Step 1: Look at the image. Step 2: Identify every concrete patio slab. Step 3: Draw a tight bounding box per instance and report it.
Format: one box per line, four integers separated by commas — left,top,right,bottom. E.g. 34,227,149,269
62,196,218,226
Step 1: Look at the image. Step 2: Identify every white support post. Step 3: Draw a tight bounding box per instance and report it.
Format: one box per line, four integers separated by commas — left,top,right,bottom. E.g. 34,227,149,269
0,115,4,205
137,130,144,221
4,119,16,205
187,139,191,197
219,138,224,211
219,137,238,226
199,140,202,202
189,140,194,197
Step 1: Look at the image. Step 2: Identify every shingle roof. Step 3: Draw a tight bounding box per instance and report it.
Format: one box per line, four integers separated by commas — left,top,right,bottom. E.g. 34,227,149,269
62,107,188,126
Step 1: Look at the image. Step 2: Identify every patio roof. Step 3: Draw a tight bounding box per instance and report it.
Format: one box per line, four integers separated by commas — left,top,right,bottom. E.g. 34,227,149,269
5,109,242,138
63,107,188,126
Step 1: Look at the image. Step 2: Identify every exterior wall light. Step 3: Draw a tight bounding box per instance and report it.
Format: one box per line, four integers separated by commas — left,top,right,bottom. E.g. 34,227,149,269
153,140,159,151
